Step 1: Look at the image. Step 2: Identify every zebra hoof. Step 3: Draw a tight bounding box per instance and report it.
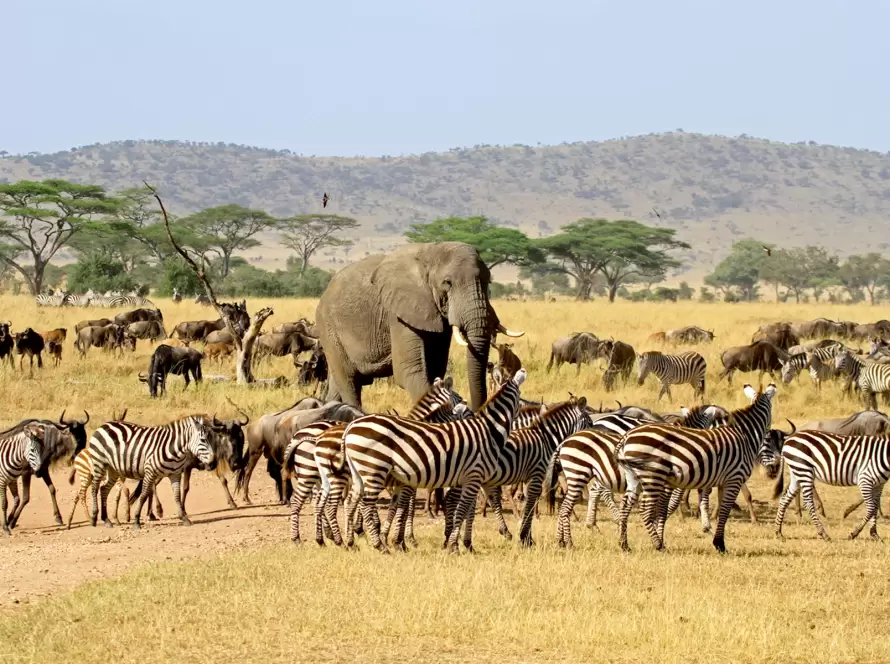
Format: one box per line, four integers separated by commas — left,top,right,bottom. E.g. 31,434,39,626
406,536,419,548
520,537,535,548
132,522,141,530
54,516,64,526
180,518,192,527
500,529,513,541
1,528,9,538
315,537,325,547
712,536,726,553
393,541,408,553
701,526,712,534
227,503,238,511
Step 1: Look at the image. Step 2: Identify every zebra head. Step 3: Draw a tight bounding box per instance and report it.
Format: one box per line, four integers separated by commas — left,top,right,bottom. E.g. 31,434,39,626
452,402,473,420
636,351,659,385
187,417,215,468
23,424,46,472
779,356,802,384
834,350,855,374
760,419,794,479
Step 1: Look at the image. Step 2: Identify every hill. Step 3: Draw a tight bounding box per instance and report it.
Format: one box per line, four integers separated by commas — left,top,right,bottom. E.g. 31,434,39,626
2,132,890,275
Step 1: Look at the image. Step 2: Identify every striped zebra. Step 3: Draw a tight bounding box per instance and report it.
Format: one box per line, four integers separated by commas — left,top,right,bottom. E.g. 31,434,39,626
780,347,837,389
34,293,67,307
109,295,154,308
443,396,592,549
835,351,890,410
550,406,717,547
637,350,707,402
66,448,133,528
775,430,890,541
310,378,465,547
1,424,48,535
616,384,777,553
342,369,527,553
86,295,115,307
87,416,215,529
64,293,93,307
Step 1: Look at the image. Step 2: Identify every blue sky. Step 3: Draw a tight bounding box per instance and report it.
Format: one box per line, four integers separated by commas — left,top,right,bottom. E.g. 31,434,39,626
6,0,889,156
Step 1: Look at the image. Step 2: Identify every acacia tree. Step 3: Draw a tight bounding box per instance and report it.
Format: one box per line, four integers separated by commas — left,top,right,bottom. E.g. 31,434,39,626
536,218,687,301
704,239,770,301
839,253,890,304
278,214,359,277
0,180,121,293
180,204,275,278
405,216,542,268
107,186,199,265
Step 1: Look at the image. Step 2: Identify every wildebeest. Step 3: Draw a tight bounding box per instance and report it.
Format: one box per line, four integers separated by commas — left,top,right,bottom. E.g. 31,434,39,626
752,326,799,351
74,318,112,334
75,324,126,356
14,328,44,371
126,319,167,344
647,331,666,345
242,398,363,505
599,340,636,391
0,322,13,368
719,341,788,384
850,320,890,342
205,329,234,345
195,293,211,305
204,341,234,363
3,411,89,528
138,344,204,397
114,308,163,327
296,345,328,391
666,326,714,345
788,339,859,356
272,319,317,337
254,331,317,361
39,328,67,346
46,340,63,366
547,332,599,374
792,318,845,339
799,410,890,436
753,321,794,338
173,319,225,343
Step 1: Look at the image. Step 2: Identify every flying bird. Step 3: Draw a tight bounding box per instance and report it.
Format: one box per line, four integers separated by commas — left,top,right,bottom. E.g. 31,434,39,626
652,207,663,221
322,192,330,208
762,246,772,257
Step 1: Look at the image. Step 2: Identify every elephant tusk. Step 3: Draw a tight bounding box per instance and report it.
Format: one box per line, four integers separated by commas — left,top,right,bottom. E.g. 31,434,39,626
497,324,525,338
452,326,469,347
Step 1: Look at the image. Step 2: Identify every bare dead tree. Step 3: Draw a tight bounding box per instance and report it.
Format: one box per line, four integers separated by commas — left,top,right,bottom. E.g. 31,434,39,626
144,182,273,384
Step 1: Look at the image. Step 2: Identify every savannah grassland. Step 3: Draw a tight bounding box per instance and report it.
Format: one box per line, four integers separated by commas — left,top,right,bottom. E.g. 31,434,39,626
1,296,890,664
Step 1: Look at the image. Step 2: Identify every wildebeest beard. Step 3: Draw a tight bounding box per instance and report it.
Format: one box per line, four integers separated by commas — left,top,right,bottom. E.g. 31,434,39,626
219,300,250,339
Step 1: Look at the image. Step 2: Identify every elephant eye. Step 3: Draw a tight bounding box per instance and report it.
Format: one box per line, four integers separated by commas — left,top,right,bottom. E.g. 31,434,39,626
442,279,452,290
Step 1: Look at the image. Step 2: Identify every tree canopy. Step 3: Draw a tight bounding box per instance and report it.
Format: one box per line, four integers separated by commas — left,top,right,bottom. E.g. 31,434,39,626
277,214,359,277
179,204,275,277
405,216,543,268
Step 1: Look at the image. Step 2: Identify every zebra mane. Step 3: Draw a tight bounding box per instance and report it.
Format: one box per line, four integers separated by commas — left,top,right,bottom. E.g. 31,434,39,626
726,392,768,427
479,374,517,409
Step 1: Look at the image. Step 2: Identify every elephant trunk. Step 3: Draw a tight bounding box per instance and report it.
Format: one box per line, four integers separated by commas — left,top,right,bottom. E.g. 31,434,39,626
453,288,492,412
465,324,490,412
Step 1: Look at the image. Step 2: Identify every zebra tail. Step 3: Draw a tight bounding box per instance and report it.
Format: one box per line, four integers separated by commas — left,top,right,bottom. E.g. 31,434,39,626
129,479,144,505
771,460,785,499
281,438,300,477
542,448,563,514
68,467,77,485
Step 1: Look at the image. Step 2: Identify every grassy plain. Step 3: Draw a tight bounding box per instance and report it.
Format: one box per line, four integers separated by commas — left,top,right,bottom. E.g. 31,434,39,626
1,296,889,663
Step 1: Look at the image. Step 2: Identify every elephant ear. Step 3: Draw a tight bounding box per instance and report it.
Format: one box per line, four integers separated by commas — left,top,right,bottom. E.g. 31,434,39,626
371,255,445,333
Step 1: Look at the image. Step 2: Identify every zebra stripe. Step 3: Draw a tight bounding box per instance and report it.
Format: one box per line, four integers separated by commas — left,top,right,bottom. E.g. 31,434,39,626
64,294,93,307
87,416,214,528
835,351,890,409
34,294,67,307
775,431,890,541
66,448,134,528
780,347,837,388
616,384,777,553
446,397,592,548
343,369,527,553
1,425,46,534
637,350,707,402
109,295,155,308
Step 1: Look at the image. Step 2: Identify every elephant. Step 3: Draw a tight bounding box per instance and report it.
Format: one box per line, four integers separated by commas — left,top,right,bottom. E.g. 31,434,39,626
315,242,523,411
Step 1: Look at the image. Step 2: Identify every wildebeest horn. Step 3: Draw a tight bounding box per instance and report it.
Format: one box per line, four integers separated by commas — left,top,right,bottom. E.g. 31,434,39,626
615,400,622,409
786,418,797,434
138,372,148,383
225,396,250,426
58,409,67,425
496,323,524,338
116,408,128,421
80,410,90,425
452,326,469,347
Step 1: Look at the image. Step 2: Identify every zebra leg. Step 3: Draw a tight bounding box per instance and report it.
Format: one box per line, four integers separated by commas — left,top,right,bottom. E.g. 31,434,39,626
288,477,314,544
801,476,830,541
869,485,884,539
380,484,401,542
404,489,419,548
849,479,880,540
656,382,669,402
699,488,713,533
617,487,640,552
169,473,190,526
585,486,599,529
558,480,585,548
518,476,544,546
740,484,757,524
7,473,31,529
132,472,158,530
326,477,349,546
358,480,387,553
654,487,672,546
487,486,512,541
638,488,664,550
665,487,685,521
391,488,415,552
442,487,461,546
449,479,483,553
67,481,86,529
117,482,129,525
0,481,10,536
774,474,799,539
712,480,744,553
180,467,192,517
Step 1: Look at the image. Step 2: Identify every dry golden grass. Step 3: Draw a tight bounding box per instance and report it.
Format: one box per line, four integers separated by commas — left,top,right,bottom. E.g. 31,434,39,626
0,296,888,663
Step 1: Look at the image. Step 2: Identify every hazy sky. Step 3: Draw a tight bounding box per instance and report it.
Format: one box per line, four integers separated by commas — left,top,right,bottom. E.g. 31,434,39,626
6,0,889,156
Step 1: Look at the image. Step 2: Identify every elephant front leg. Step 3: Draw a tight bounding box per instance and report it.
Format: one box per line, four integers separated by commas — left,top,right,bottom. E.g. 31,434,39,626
391,325,434,401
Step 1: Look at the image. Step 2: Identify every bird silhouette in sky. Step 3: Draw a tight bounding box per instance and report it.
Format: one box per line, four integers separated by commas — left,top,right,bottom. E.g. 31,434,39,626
762,246,772,257
322,192,330,208
652,207,663,221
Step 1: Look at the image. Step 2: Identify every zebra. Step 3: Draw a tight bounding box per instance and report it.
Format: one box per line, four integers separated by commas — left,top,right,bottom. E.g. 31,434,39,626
637,350,707,402
550,406,718,547
342,369,527,553
780,347,837,389
63,293,93,307
1,423,48,535
616,384,777,553
775,430,890,541
443,396,592,549
310,378,466,548
87,295,115,307
34,293,67,307
87,416,215,529
67,447,134,528
109,295,155,308
835,351,890,410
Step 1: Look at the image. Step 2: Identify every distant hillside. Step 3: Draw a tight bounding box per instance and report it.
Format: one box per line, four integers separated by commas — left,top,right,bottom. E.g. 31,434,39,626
3,132,890,276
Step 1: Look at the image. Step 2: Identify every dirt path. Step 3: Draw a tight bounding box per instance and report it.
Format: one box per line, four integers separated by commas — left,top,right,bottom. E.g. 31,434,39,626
0,468,292,607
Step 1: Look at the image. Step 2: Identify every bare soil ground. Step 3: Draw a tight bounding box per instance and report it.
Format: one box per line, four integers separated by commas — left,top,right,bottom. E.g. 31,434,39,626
0,470,288,607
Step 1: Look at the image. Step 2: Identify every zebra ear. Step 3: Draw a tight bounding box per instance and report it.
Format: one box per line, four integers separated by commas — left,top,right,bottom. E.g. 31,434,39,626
680,406,690,417
442,376,454,391
512,368,527,386
742,384,757,400
539,404,548,416
432,377,443,388
576,396,587,408
764,383,777,399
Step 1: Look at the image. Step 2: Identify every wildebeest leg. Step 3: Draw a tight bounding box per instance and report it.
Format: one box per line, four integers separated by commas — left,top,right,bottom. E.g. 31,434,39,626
39,469,64,527
240,449,263,505
7,473,32,529
218,474,238,509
